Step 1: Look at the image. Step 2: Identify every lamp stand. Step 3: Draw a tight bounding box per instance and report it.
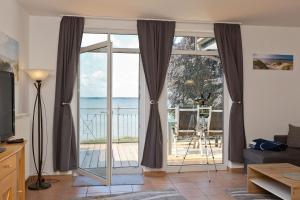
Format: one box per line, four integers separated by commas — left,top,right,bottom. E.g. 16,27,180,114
28,80,51,190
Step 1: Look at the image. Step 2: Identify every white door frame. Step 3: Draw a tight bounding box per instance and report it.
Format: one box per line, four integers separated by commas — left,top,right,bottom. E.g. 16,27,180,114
77,40,112,185
79,25,230,173
77,38,143,185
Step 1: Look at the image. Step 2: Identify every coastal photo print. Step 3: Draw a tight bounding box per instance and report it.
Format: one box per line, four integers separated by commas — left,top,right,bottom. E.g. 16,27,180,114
0,31,19,80
253,53,293,70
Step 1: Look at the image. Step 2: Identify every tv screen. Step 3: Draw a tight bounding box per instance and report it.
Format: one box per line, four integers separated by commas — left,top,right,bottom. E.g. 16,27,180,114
0,71,15,142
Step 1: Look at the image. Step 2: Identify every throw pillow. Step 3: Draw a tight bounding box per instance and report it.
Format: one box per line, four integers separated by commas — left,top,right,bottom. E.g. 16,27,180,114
287,124,300,148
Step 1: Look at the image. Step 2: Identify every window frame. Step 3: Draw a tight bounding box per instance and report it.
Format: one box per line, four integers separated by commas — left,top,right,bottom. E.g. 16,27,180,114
81,28,229,172
165,32,225,167
172,34,218,56
83,31,140,54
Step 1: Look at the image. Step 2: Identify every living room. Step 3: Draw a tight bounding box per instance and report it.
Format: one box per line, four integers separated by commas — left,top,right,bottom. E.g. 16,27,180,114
1,0,300,200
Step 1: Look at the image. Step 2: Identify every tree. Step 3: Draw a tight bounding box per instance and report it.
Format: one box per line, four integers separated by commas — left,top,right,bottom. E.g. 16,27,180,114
167,37,223,109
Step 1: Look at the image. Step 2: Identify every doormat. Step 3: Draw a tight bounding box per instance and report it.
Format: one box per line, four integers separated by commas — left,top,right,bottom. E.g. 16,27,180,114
73,189,186,200
227,188,280,200
73,174,144,186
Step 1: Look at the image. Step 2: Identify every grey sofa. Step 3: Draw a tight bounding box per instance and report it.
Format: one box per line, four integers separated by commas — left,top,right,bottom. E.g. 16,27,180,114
243,135,300,171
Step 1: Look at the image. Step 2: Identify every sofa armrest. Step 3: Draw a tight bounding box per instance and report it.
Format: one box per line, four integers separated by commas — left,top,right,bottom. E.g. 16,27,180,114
274,135,288,144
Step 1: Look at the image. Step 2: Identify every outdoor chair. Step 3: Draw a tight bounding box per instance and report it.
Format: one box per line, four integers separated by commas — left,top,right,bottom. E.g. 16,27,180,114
170,106,211,156
206,110,223,148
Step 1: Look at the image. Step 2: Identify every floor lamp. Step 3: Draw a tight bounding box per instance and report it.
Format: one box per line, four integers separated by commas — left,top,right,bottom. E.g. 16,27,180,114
26,69,51,190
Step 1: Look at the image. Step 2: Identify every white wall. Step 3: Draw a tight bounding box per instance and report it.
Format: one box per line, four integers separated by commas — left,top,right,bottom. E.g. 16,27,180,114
27,17,229,174
0,0,29,114
242,26,300,144
28,16,60,175
0,0,30,178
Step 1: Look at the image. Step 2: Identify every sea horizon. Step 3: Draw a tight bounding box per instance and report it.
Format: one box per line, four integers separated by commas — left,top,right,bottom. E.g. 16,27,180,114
80,97,139,140
80,96,139,109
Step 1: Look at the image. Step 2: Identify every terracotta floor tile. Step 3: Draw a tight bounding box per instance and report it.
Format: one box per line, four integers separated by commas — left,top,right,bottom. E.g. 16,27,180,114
62,192,86,200
207,193,233,200
201,188,229,197
26,170,246,200
185,196,209,200
64,186,88,194
148,184,175,190
178,188,206,196
174,182,200,190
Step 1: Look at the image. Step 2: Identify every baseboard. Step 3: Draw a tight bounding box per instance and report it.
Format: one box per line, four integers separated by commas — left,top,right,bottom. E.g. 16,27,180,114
144,171,166,177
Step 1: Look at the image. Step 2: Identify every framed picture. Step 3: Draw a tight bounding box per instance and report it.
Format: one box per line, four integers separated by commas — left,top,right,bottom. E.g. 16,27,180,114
253,54,293,70
0,31,19,80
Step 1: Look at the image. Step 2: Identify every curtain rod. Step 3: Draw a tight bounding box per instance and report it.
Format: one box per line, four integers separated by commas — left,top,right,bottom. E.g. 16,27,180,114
59,14,242,25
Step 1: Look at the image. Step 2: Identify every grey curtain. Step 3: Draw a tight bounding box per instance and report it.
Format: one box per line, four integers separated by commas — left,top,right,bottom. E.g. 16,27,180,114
214,23,245,163
137,20,175,168
53,16,84,171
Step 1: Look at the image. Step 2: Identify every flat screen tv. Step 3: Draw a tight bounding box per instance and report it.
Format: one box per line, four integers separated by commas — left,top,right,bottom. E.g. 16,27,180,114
0,71,15,142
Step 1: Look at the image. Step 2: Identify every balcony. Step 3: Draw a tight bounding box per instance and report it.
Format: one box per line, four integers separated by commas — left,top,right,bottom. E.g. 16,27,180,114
79,107,223,169
167,107,223,166
79,107,139,169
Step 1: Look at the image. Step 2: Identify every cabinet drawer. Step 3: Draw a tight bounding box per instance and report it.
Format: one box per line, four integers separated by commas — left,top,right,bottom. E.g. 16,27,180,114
0,170,17,200
0,155,16,180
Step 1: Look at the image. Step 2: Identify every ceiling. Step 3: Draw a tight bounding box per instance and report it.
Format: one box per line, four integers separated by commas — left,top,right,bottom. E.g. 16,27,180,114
18,0,300,27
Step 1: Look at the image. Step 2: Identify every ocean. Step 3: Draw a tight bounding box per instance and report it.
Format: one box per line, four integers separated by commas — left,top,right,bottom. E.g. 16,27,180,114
81,97,138,110
80,97,139,142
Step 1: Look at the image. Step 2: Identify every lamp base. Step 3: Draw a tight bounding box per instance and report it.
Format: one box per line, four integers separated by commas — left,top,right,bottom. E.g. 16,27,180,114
28,182,51,190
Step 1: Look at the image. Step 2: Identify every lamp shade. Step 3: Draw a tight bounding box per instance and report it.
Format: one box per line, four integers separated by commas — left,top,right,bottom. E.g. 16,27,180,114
26,69,50,81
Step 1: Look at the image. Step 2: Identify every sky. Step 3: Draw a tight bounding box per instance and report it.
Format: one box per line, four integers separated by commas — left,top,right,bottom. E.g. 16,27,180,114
80,33,139,98
79,34,217,98
253,53,293,61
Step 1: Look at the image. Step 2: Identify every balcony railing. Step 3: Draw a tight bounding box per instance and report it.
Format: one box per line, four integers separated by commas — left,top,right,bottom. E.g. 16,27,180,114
80,106,221,143
80,107,138,144
80,106,223,167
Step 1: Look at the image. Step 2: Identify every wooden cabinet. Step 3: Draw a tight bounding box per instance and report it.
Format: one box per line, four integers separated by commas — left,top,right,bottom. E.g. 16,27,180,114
0,144,25,200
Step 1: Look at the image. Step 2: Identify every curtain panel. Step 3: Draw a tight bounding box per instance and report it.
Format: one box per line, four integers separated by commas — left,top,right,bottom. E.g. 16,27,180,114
214,23,246,163
53,16,84,171
137,20,175,168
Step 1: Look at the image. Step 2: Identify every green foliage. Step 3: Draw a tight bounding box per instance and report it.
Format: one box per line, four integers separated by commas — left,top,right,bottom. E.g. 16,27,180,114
167,37,223,109
253,59,268,69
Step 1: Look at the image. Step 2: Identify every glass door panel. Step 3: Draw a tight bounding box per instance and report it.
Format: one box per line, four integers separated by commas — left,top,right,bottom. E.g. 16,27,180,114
167,55,224,166
111,53,140,174
78,41,112,185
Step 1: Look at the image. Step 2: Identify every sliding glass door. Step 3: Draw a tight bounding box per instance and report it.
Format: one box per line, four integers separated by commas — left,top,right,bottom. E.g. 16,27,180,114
78,41,112,185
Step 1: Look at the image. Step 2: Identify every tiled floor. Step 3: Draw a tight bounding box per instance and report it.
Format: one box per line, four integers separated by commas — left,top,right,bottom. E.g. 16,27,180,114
26,170,246,200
